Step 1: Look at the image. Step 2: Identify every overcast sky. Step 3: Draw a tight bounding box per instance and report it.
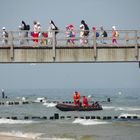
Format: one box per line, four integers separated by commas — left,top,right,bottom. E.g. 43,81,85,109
0,0,140,89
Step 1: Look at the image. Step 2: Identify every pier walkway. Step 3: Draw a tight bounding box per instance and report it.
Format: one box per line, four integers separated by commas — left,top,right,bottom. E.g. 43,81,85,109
0,30,140,65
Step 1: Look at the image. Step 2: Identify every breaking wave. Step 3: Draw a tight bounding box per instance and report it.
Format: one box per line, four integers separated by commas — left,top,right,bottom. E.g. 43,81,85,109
43,102,57,107
0,131,42,139
0,118,34,124
72,118,110,125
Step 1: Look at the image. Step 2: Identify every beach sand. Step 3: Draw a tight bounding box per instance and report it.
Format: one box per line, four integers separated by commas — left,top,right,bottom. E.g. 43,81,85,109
0,135,35,140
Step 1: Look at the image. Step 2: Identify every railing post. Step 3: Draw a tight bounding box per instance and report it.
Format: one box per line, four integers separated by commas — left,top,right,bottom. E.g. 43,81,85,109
125,31,129,46
134,30,138,60
93,30,97,59
10,31,14,60
52,31,56,61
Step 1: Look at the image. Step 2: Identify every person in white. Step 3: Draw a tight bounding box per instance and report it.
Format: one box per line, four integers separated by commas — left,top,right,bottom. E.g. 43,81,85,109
2,27,8,46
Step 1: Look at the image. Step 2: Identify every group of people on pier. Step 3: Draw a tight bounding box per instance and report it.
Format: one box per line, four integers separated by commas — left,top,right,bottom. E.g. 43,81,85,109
1,20,119,46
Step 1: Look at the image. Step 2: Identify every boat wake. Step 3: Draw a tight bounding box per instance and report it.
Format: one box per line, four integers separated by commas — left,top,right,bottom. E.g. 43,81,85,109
43,102,57,107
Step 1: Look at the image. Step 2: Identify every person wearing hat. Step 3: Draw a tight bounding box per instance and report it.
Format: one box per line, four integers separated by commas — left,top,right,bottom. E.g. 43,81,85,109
2,27,8,45
18,25,24,45
100,26,107,44
80,20,89,45
79,24,85,45
66,25,71,45
69,24,75,44
48,20,58,45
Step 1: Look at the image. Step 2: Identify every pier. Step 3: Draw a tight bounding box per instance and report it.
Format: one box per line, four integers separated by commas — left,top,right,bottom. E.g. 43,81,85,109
0,30,140,65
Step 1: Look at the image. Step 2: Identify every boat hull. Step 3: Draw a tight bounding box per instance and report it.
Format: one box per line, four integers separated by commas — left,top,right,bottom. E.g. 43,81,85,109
56,103,103,111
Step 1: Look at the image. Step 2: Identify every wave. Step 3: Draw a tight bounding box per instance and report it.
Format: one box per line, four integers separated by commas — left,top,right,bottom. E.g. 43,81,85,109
72,118,110,125
0,131,75,140
0,131,42,139
118,113,140,118
43,102,57,107
0,118,34,124
39,138,75,140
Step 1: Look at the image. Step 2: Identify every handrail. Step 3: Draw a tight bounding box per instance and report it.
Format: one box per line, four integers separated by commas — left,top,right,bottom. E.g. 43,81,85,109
0,30,140,56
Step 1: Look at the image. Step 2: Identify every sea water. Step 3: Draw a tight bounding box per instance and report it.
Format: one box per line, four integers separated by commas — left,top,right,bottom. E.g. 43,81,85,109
0,88,140,140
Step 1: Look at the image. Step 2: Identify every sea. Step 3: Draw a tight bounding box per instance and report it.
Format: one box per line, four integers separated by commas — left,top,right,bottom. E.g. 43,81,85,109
0,88,140,140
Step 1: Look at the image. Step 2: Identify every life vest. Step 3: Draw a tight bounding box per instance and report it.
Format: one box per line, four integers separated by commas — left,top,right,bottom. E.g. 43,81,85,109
73,92,80,100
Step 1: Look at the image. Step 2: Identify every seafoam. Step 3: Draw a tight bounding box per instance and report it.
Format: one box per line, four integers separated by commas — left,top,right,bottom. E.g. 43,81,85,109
0,118,34,124
72,118,110,125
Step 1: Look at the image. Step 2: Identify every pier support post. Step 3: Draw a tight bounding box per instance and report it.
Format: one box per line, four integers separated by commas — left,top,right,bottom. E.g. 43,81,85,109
93,30,97,59
10,31,14,60
52,31,56,61
134,30,138,59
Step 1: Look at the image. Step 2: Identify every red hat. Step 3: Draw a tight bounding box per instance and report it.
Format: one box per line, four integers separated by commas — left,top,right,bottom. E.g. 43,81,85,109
92,27,96,30
69,24,74,28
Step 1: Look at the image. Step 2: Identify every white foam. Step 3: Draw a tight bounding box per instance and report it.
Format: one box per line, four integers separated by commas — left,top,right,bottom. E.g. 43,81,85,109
73,118,110,125
34,97,47,103
43,102,57,107
0,131,42,139
103,106,116,109
118,113,140,118
103,106,140,111
115,107,140,111
39,138,75,140
0,118,34,124
118,91,122,95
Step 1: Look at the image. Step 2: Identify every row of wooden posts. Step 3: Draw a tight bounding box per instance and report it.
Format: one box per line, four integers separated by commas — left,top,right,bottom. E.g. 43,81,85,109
0,113,139,120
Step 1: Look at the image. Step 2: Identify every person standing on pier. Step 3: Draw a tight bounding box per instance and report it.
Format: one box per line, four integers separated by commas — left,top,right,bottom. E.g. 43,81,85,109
32,21,39,44
21,21,30,44
80,20,89,45
100,26,107,44
2,27,8,46
112,26,118,45
48,20,59,46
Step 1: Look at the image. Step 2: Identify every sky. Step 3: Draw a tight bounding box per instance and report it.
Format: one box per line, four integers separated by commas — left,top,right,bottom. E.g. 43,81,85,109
0,0,140,89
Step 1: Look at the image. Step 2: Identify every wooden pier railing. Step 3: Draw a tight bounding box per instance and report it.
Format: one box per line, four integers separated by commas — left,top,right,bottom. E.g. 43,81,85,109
0,30,140,65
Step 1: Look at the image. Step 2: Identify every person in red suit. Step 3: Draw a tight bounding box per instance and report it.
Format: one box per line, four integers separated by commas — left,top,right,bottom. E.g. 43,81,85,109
82,96,89,107
73,91,80,106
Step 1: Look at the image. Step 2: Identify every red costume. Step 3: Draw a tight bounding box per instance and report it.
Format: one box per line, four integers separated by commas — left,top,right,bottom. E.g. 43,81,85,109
73,91,80,106
82,96,88,107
